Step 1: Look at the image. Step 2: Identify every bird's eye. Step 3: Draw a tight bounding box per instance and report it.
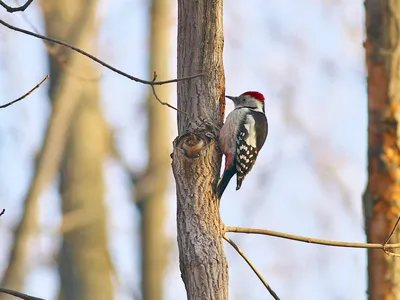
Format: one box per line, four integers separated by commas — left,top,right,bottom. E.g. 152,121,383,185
242,99,245,102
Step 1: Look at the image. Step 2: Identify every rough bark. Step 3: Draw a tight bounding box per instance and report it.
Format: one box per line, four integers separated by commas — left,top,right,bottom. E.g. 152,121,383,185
136,0,171,299
0,1,101,295
364,0,400,299
172,1,228,299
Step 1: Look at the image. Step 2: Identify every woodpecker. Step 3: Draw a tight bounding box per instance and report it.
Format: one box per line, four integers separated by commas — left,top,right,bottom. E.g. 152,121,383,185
217,91,268,198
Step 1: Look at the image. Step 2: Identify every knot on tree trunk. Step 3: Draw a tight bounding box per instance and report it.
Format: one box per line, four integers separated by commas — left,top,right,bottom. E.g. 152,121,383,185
175,132,213,158
172,131,222,199
171,129,228,300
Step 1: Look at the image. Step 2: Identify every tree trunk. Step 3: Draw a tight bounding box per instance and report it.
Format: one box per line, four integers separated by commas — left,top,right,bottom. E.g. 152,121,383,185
136,0,171,299
0,1,102,296
171,1,228,299
59,82,113,300
364,0,400,299
41,1,115,299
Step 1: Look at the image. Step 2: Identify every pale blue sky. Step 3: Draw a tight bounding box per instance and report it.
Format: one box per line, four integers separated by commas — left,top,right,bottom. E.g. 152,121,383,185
0,0,366,299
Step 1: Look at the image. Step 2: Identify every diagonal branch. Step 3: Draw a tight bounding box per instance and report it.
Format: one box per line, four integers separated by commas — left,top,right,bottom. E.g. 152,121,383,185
0,0,33,13
151,71,185,113
15,10,101,82
223,235,280,300
384,215,400,244
0,208,4,217
0,18,203,86
0,287,44,300
0,75,49,109
225,216,400,255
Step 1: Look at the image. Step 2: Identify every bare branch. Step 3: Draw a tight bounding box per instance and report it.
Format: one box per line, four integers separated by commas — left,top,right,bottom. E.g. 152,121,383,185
0,0,33,13
0,75,49,109
225,219,400,253
223,235,280,300
151,71,186,114
384,250,400,257
0,208,4,217
15,10,102,82
384,216,400,244
0,18,203,86
0,287,44,300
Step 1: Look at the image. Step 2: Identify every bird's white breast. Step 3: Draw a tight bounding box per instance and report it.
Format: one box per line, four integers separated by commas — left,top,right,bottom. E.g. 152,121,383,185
219,108,249,154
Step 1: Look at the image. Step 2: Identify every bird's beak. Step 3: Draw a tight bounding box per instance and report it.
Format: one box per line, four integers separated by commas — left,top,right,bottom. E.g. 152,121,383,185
225,95,236,101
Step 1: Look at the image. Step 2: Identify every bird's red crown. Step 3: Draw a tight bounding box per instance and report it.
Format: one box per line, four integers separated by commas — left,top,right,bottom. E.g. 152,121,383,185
242,91,265,102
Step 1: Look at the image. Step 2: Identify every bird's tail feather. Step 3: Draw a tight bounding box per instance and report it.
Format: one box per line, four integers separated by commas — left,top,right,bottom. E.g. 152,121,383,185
236,175,244,190
217,169,236,199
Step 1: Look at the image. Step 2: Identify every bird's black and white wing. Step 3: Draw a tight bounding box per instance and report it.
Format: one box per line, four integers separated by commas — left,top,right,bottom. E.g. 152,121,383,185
235,109,268,189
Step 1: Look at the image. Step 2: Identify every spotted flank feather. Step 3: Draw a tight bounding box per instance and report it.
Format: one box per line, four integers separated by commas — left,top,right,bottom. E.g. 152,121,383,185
235,132,259,189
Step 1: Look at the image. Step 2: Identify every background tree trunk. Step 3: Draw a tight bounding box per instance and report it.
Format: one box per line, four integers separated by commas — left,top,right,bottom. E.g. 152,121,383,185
0,1,104,296
41,1,115,299
172,1,228,299
364,0,400,299
58,79,113,300
136,0,171,299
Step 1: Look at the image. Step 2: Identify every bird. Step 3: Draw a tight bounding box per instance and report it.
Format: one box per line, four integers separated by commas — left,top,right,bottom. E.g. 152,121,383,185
217,91,268,198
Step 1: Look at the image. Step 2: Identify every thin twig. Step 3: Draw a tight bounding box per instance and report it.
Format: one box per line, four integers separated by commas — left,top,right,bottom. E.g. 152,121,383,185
0,75,49,109
0,208,4,217
13,7,101,82
0,18,204,86
223,235,280,300
0,0,33,13
225,222,400,251
0,287,44,300
381,216,400,256
384,216,400,244
151,71,186,114
384,251,400,257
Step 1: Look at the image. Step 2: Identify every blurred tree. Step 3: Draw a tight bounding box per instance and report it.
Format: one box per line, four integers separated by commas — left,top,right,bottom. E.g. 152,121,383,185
58,74,113,300
134,0,171,299
135,0,172,300
171,0,228,299
364,0,400,299
40,1,115,299
0,1,112,297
